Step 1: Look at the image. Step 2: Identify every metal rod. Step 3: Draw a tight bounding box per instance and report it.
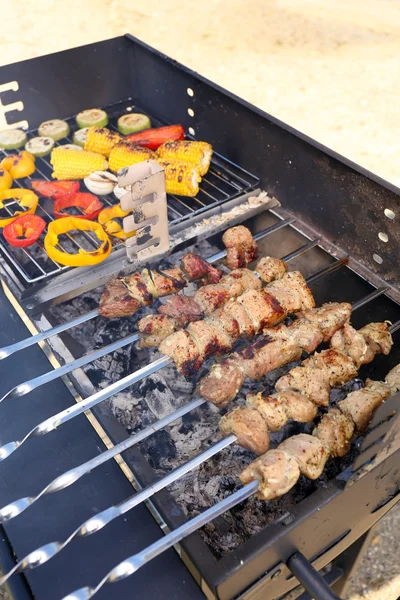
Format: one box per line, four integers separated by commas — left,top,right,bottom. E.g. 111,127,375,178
0,285,390,522
286,552,341,600
0,219,294,361
0,238,320,461
61,482,259,600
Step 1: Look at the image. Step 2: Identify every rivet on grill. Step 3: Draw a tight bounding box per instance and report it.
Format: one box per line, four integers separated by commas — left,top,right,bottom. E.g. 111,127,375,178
271,569,282,579
187,87,194,97
188,108,195,117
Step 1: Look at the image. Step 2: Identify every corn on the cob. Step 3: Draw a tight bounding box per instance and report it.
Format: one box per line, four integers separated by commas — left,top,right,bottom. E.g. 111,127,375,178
50,148,108,180
157,140,213,176
84,127,122,157
157,159,201,197
108,141,155,173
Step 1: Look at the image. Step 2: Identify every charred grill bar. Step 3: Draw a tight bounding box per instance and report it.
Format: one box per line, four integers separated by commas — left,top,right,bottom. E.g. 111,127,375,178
0,35,399,600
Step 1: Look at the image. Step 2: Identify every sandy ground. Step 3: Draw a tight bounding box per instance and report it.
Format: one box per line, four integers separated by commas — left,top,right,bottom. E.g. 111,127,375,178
0,1,399,599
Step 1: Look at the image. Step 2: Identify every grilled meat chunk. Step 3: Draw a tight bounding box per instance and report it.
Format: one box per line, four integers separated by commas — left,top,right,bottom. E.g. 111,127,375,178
297,302,352,342
197,357,245,407
288,319,324,353
358,322,393,358
386,364,400,395
313,408,355,457
159,295,203,326
248,390,318,431
99,277,141,318
220,268,262,297
159,329,201,377
194,284,230,314
138,314,177,348
222,298,255,338
256,256,287,283
338,379,390,432
280,434,330,479
219,407,270,455
187,319,231,361
180,252,222,284
330,323,371,368
240,449,300,500
142,267,186,298
237,289,285,333
222,225,259,269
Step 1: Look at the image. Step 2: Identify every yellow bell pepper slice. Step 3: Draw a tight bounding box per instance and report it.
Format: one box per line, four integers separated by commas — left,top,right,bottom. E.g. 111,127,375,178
0,169,13,192
98,204,135,240
1,151,35,179
44,217,112,267
0,188,39,227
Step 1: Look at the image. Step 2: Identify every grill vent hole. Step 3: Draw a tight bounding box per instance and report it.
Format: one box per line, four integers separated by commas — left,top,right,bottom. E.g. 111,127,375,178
373,253,383,264
188,108,195,117
188,127,195,136
384,208,395,219
378,232,389,243
187,88,194,97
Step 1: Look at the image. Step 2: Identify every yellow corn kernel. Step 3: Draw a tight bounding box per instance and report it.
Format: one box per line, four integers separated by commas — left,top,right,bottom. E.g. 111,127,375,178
157,159,201,197
157,140,213,176
50,148,108,180
84,127,122,157
109,141,155,173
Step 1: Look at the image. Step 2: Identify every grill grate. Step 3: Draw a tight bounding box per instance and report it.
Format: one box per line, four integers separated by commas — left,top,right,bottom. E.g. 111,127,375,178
0,99,259,284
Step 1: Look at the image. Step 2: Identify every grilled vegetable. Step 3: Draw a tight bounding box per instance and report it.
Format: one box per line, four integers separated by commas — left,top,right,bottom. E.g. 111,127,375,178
3,214,46,248
84,171,117,195
50,148,107,180
157,140,212,176
1,151,35,178
0,169,13,192
157,159,201,196
61,144,83,151
113,184,127,200
84,127,122,157
38,119,70,141
126,124,184,150
53,192,103,220
0,129,27,150
0,189,39,227
98,204,135,240
76,109,108,129
73,128,89,147
117,113,151,135
108,141,155,173
44,217,112,266
25,136,55,157
31,180,80,200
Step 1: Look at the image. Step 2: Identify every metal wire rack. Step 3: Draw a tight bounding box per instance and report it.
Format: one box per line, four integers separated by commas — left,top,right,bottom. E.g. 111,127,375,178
0,99,260,285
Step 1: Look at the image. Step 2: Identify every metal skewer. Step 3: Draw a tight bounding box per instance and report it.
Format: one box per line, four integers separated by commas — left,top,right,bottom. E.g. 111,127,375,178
0,282,387,523
0,222,307,405
0,218,295,362
0,241,325,462
0,290,391,587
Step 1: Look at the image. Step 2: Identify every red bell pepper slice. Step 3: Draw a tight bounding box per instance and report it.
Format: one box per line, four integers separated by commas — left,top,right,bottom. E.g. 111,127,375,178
126,125,184,150
31,180,80,200
53,192,103,220
3,214,46,248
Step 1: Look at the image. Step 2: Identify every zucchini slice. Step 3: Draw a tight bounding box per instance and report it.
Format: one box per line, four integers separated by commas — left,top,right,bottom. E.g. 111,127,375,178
76,109,108,129
117,113,151,135
73,128,89,147
0,129,28,150
60,144,83,151
38,119,70,141
25,136,55,157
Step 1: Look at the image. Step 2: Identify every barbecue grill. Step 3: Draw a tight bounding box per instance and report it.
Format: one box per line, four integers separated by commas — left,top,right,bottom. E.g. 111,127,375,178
0,34,399,600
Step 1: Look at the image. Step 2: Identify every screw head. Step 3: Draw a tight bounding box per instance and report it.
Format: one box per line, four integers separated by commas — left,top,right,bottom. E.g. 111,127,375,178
271,569,282,580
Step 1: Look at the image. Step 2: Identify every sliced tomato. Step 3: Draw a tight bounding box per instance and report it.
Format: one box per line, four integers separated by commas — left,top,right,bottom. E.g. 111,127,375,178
31,180,80,200
53,192,103,220
3,214,46,248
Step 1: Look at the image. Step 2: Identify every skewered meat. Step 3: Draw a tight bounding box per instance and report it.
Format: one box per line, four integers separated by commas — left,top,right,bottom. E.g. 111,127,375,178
240,449,300,500
331,322,392,368
159,330,201,377
187,319,232,361
219,407,270,455
280,434,329,479
338,379,390,432
267,271,316,313
247,390,318,432
99,277,141,319
199,302,351,406
359,322,393,357
240,367,394,500
138,314,177,348
222,225,259,269
159,295,203,327
313,409,355,457
194,284,231,314
386,364,400,395
296,302,353,342
159,271,314,376
180,252,222,284
256,256,287,283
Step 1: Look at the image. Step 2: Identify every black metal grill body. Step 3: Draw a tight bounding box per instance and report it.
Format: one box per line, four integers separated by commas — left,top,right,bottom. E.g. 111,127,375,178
0,35,399,600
